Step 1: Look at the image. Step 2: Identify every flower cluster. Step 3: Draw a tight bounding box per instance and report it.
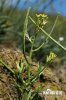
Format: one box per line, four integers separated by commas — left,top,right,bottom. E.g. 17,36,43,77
46,51,57,62
36,13,48,28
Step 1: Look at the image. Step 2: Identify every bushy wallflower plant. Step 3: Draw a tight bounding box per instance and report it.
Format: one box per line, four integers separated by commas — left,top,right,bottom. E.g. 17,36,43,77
0,7,66,100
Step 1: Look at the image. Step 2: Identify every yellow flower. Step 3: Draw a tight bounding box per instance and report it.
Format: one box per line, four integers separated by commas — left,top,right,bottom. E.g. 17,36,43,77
36,14,48,18
46,51,57,62
36,13,48,29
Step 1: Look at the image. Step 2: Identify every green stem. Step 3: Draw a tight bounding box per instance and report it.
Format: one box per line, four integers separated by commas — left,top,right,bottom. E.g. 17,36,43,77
29,38,35,60
22,92,28,100
22,8,31,65
32,42,44,52
46,15,58,42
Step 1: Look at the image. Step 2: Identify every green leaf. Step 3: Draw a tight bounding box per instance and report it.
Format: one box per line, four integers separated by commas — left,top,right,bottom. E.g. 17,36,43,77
31,63,42,83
